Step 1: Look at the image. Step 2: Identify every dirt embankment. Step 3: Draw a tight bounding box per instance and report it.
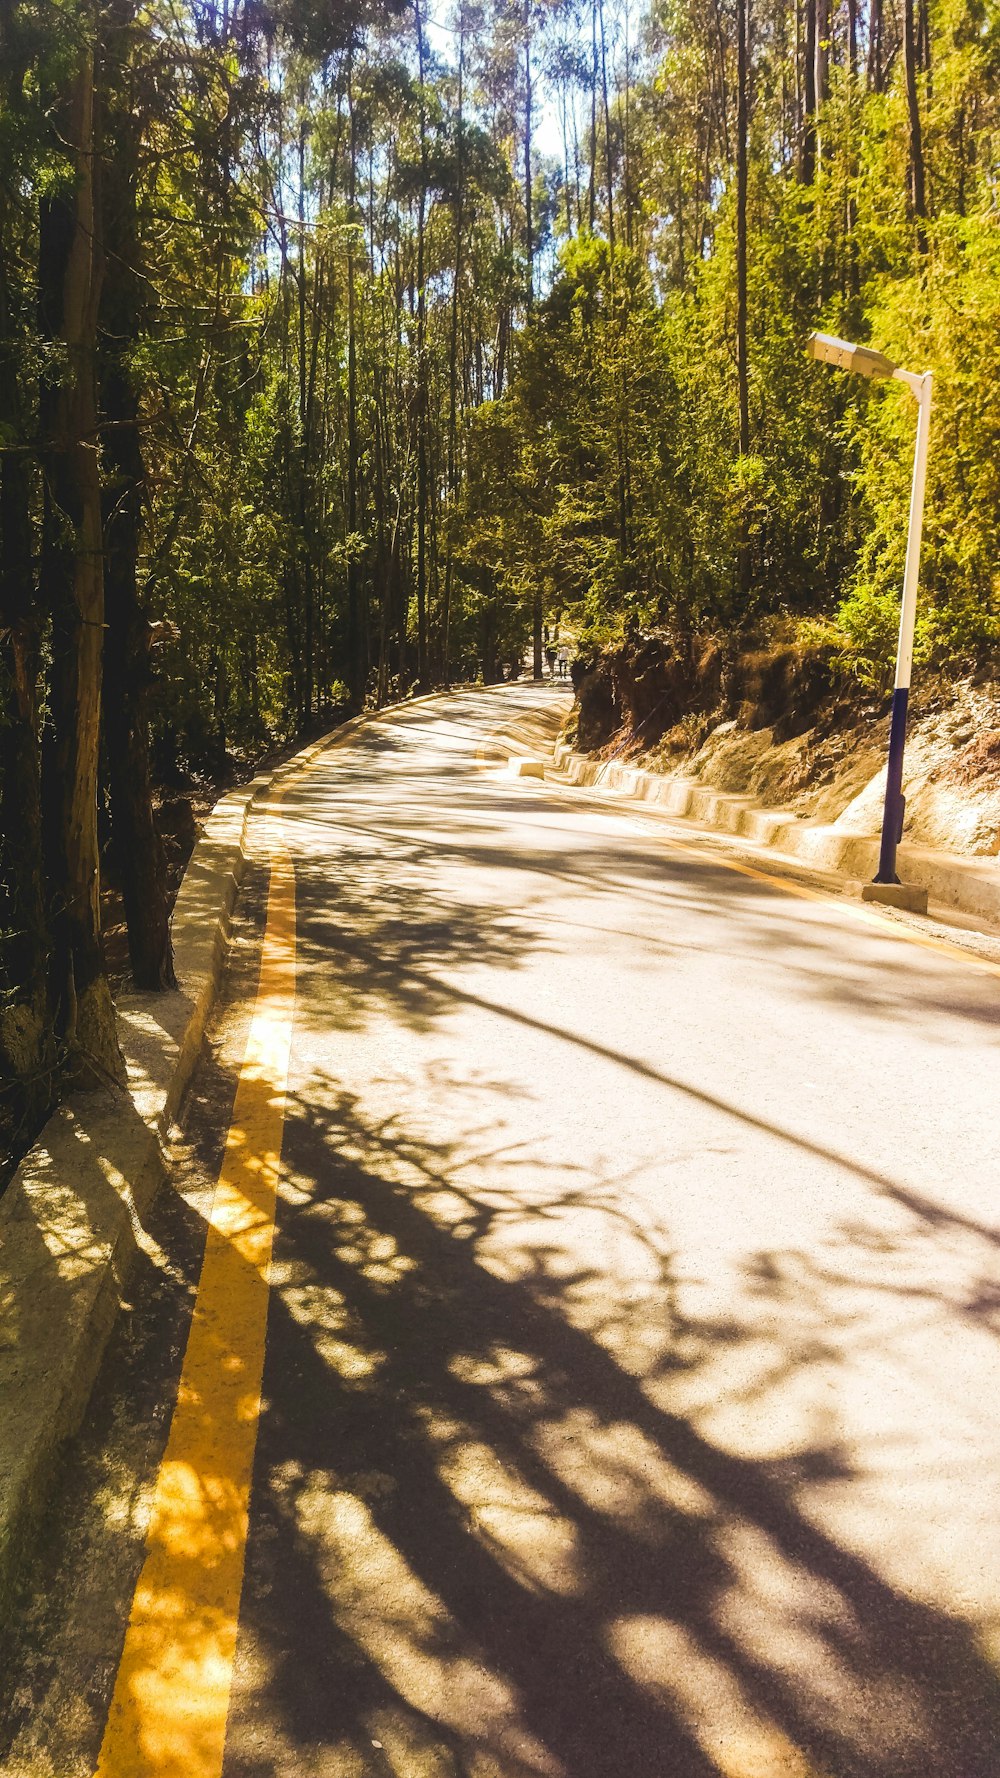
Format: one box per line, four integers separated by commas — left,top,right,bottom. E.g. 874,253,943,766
569,633,1000,857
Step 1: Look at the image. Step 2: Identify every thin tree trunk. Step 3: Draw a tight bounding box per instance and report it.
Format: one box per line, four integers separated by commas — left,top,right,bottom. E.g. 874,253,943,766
560,79,573,235
801,0,816,180
100,0,175,991
0,215,56,1137
813,0,828,128
598,0,615,250
524,0,534,305
589,0,598,230
903,0,927,238
347,63,364,706
298,109,315,725
39,19,124,1085
867,0,883,90
794,0,802,150
444,5,467,688
414,0,429,685
736,0,752,608
622,1,634,247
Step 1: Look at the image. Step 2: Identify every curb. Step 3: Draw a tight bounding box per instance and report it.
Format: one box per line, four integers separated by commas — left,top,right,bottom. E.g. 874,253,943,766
0,712,375,1620
550,742,1000,927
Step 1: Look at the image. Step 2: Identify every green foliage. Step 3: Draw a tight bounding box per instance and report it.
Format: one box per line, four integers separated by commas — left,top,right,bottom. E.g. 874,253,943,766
4,0,999,772
465,0,1000,684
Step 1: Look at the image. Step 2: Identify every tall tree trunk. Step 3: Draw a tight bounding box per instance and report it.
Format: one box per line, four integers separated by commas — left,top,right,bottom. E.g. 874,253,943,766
0,216,56,1140
903,0,927,240
39,19,124,1085
414,0,429,686
100,0,175,991
523,0,534,306
813,0,828,128
444,6,467,689
866,0,883,89
801,0,816,180
736,0,752,608
588,0,598,230
298,109,316,725
559,79,573,236
598,0,615,250
622,4,634,247
522,5,541,678
346,65,365,707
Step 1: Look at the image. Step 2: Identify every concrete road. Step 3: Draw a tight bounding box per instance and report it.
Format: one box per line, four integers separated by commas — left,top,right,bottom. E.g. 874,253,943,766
3,683,1000,1778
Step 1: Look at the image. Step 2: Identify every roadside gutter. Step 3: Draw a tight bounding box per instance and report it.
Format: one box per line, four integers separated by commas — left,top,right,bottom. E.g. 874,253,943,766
0,719,361,1619
551,742,1000,928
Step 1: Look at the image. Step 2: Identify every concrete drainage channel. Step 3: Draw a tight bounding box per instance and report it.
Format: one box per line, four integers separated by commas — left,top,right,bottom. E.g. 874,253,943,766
548,740,1000,926
0,716,371,1621
484,719,1000,930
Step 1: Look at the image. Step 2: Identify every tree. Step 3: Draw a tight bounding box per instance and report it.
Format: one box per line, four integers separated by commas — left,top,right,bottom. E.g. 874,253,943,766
38,3,124,1085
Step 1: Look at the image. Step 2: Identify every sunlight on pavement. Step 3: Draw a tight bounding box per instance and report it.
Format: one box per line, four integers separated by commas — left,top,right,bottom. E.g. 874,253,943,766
95,800,297,1778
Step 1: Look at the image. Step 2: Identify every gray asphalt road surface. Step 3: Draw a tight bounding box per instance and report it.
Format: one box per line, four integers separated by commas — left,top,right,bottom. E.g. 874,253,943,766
3,684,999,1778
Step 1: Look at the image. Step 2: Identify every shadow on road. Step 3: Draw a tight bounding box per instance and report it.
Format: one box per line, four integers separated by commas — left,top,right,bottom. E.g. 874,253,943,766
8,696,997,1778
217,716,1000,1776
217,1075,1000,1778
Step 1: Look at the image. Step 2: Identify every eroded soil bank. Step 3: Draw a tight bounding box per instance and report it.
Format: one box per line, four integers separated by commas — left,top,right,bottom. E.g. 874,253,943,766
569,633,1000,857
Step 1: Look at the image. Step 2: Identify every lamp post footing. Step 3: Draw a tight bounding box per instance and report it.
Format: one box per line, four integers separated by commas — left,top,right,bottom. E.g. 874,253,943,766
861,880,928,915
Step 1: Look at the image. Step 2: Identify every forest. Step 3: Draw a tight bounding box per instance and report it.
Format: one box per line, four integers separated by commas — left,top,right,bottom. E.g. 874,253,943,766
0,0,998,1168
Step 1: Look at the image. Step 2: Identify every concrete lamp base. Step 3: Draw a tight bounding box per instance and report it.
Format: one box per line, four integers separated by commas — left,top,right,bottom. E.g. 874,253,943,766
861,880,929,916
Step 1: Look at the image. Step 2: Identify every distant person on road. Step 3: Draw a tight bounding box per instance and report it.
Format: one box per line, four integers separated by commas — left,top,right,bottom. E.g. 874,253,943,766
545,646,557,677
557,649,569,679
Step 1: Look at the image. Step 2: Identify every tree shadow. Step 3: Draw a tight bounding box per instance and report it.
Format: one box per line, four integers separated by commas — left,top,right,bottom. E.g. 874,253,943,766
215,706,1000,1775
280,710,1000,1047
9,691,999,1777
216,1079,1000,1778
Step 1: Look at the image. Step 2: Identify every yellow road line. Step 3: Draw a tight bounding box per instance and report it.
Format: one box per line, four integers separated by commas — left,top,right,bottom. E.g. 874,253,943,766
96,717,992,1778
96,793,296,1778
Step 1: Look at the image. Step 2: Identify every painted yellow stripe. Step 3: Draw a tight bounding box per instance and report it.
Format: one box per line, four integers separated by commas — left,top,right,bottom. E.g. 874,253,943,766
96,793,296,1778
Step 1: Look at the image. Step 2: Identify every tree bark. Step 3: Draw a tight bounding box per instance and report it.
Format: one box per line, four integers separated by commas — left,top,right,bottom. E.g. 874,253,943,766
903,0,927,239
414,0,429,686
801,0,816,181
736,0,752,608
523,0,534,306
100,0,175,991
866,0,883,89
444,5,467,689
39,18,124,1086
346,64,365,707
0,227,57,1140
813,0,828,119
588,0,598,230
597,0,615,250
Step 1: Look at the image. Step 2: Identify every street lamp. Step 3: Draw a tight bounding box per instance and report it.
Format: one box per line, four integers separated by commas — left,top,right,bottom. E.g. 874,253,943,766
806,331,933,915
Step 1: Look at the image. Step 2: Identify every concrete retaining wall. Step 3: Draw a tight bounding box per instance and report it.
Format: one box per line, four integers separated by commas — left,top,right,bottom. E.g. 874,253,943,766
553,742,1000,927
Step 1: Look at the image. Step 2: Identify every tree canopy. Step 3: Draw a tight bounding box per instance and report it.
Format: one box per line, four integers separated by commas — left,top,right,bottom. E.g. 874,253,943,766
1,0,998,1166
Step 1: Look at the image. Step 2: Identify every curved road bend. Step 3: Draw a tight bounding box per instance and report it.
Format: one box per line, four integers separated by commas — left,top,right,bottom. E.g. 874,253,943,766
3,683,1000,1778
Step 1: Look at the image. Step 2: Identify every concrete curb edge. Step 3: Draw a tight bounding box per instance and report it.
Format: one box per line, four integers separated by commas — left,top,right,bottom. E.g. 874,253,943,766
0,710,374,1619
549,741,1000,927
